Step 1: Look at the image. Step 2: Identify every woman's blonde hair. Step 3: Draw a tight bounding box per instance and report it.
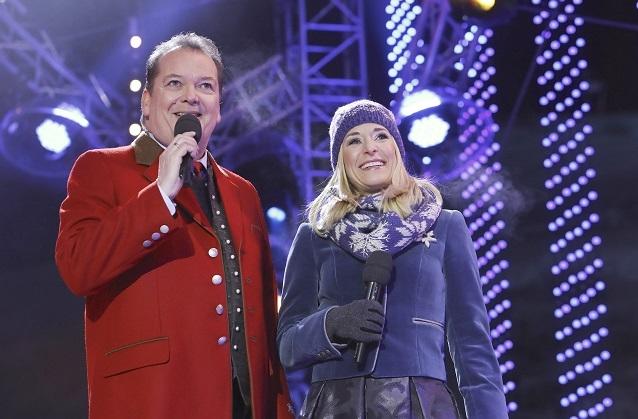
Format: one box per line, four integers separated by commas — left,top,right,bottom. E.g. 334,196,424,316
307,140,442,236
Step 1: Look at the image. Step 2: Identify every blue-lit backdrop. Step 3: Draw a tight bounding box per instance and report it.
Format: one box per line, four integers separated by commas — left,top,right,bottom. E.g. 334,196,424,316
1,1,637,418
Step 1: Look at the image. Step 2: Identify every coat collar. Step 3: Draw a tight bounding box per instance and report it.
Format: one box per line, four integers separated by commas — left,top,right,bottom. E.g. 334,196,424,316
132,133,163,166
132,133,243,246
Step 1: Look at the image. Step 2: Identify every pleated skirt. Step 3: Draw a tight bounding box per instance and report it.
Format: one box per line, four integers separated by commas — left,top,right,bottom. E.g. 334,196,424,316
299,376,460,419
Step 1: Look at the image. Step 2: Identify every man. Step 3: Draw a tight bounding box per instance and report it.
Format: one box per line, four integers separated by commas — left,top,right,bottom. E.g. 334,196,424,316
55,32,292,419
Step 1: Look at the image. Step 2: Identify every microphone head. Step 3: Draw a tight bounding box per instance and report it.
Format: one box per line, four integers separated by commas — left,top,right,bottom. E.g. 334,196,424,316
362,250,393,285
173,113,202,140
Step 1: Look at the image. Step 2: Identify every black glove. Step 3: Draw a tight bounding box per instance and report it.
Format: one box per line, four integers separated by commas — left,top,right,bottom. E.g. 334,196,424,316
325,299,385,344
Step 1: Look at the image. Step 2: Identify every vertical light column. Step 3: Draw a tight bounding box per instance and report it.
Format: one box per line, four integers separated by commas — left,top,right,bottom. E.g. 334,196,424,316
531,0,613,417
127,18,143,138
453,23,518,415
384,0,517,414
384,0,423,96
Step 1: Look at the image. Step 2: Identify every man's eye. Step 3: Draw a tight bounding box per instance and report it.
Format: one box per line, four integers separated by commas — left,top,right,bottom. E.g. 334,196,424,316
167,80,181,87
200,82,214,91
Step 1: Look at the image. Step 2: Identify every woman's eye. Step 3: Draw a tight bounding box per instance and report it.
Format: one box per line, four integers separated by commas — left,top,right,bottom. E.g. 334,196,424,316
375,133,389,141
346,138,361,145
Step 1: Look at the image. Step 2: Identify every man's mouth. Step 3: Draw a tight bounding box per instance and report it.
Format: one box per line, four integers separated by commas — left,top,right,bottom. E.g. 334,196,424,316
174,112,202,118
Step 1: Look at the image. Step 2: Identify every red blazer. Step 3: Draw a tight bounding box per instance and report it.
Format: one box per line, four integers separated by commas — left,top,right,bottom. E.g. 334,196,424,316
55,135,292,419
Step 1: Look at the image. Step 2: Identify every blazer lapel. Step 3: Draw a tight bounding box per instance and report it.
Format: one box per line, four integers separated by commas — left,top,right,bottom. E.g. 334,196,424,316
174,186,216,235
133,133,215,235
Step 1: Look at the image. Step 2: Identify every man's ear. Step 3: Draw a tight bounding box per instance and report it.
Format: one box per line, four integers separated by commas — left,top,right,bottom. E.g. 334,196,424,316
141,89,150,118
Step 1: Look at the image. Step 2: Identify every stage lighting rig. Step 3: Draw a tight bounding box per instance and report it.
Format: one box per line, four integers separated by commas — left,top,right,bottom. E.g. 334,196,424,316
397,87,495,181
0,99,101,178
450,0,518,26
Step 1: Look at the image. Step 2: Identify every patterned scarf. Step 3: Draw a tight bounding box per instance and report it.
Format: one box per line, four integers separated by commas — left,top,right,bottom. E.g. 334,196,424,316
320,187,442,261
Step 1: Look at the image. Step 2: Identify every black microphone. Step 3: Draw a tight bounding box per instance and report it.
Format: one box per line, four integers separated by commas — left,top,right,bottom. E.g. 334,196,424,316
354,250,393,365
174,113,202,187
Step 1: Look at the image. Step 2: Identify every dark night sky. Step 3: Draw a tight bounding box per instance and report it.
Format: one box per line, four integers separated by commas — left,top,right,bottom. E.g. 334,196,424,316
1,1,637,418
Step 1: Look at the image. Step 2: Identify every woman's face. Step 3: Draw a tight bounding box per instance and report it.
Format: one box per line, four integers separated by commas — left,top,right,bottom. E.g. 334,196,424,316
341,123,397,194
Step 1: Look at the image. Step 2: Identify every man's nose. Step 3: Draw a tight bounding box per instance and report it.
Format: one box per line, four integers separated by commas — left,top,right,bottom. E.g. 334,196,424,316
182,84,199,104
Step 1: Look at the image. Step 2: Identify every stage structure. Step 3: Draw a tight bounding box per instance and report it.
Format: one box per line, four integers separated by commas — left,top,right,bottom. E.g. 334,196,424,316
0,0,623,416
0,0,129,177
383,0,518,414
277,0,368,203
530,0,613,417
0,0,367,205
0,0,303,182
211,53,301,169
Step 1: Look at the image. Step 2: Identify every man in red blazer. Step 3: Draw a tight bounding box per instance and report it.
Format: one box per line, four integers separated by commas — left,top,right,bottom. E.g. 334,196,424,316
55,32,293,419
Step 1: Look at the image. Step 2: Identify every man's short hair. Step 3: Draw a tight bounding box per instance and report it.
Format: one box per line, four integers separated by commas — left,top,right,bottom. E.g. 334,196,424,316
144,32,224,92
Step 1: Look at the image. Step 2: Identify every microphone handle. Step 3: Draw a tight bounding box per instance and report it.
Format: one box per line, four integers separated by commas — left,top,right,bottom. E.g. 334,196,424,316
354,282,381,365
180,154,194,186
353,339,366,365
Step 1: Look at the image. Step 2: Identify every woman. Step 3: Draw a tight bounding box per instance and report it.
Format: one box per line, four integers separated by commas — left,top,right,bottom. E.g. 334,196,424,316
277,99,508,418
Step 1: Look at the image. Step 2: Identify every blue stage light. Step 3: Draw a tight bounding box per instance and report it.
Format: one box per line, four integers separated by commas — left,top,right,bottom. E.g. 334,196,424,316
407,114,450,149
397,87,496,181
51,103,89,128
36,119,71,154
398,89,442,117
0,101,100,178
267,206,287,223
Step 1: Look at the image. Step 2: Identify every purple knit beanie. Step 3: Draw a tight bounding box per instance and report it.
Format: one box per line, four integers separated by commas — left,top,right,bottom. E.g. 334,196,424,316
329,99,405,169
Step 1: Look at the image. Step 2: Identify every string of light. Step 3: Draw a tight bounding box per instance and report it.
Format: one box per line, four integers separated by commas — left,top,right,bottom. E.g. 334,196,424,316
531,0,613,417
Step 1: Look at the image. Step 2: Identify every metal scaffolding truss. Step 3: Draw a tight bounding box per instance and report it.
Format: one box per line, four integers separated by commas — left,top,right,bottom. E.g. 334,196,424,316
0,0,128,148
282,0,368,202
1,0,367,203
392,0,476,100
0,0,301,172
212,54,302,159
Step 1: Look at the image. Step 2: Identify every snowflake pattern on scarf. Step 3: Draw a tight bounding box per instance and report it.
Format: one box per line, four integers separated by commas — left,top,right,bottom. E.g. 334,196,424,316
322,187,442,260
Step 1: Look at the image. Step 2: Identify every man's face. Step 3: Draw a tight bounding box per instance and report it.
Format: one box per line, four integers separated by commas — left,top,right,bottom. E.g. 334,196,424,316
142,47,221,155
